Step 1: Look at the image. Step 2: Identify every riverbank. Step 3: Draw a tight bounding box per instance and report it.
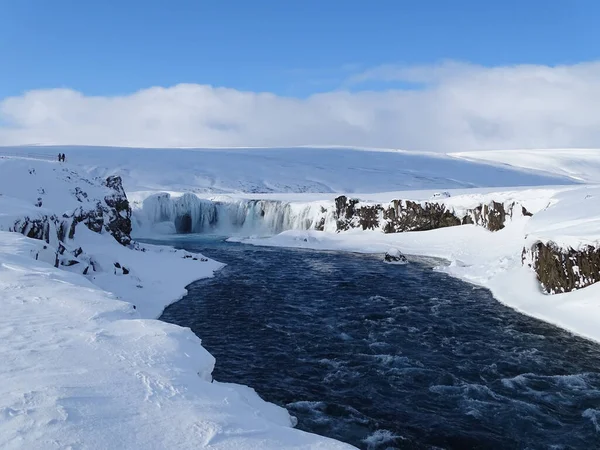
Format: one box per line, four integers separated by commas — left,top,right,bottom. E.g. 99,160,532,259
233,203,600,344
157,236,600,449
0,157,353,449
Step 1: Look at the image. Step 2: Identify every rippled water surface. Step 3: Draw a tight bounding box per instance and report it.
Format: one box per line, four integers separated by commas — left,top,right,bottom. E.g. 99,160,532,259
152,236,600,449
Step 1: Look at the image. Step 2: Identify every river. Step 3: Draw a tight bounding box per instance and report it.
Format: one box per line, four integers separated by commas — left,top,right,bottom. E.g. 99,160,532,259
149,236,600,449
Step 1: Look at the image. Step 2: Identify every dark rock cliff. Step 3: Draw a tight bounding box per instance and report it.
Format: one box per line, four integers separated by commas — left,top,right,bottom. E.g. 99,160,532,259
13,175,132,246
102,175,132,245
332,196,529,233
10,175,133,273
523,241,600,294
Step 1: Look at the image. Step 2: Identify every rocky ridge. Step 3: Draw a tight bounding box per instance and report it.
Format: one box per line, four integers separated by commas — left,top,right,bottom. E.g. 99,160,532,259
8,174,133,275
522,241,600,294
331,195,531,233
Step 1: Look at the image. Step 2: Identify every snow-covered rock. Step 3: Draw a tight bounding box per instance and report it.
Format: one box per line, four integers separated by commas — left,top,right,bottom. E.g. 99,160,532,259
383,248,408,264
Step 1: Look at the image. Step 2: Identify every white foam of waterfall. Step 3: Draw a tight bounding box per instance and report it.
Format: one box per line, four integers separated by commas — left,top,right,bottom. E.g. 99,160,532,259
135,192,336,236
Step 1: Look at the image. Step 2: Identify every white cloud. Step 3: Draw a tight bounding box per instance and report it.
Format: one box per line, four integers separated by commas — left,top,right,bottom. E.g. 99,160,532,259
2,61,600,152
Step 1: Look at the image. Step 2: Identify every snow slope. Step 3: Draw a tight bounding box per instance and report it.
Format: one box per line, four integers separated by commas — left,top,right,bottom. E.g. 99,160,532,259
0,146,576,194
0,158,352,449
452,148,600,184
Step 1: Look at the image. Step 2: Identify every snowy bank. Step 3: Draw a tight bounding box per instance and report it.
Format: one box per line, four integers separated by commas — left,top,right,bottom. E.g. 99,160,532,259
0,157,352,449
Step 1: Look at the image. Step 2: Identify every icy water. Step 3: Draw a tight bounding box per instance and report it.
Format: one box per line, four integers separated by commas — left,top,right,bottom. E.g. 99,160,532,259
153,236,600,450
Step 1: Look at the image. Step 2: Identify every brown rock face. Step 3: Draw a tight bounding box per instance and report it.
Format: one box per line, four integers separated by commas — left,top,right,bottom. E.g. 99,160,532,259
332,196,524,234
524,241,600,294
468,201,507,231
382,200,461,233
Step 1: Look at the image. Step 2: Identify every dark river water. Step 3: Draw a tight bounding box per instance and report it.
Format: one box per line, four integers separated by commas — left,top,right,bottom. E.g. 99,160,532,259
150,236,600,450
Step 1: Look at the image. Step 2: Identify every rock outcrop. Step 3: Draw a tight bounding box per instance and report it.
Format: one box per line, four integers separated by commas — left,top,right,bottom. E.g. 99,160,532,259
9,174,133,276
384,248,408,264
523,241,600,294
12,175,132,247
333,196,528,234
103,176,132,245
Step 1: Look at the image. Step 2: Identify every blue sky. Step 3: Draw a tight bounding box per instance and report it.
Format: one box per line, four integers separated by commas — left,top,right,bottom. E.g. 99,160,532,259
1,0,596,98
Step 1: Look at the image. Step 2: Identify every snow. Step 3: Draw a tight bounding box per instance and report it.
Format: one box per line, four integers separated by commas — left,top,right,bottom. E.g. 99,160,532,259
1,145,600,448
452,148,600,184
0,145,576,194
524,185,600,248
0,157,352,449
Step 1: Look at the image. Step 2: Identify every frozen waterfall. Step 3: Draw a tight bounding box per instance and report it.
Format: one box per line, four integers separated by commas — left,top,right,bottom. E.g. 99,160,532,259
135,192,336,236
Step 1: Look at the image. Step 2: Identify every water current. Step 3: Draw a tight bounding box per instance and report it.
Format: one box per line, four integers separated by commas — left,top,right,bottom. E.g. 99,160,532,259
152,236,600,449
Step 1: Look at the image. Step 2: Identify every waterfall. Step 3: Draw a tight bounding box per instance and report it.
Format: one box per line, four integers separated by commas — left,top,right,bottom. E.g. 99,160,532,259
136,193,336,236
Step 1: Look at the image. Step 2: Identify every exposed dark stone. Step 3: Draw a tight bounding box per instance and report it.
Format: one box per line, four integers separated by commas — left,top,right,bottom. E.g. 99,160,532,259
332,196,526,234
114,262,121,269
384,250,408,264
357,204,382,230
522,206,533,217
467,202,509,231
10,216,59,243
61,259,79,267
335,196,360,231
122,267,130,275
72,187,88,202
102,176,132,246
315,217,326,231
525,241,600,294
382,200,461,233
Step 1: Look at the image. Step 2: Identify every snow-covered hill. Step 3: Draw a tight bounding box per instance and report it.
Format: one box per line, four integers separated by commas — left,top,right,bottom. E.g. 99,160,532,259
452,148,600,184
0,145,576,194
